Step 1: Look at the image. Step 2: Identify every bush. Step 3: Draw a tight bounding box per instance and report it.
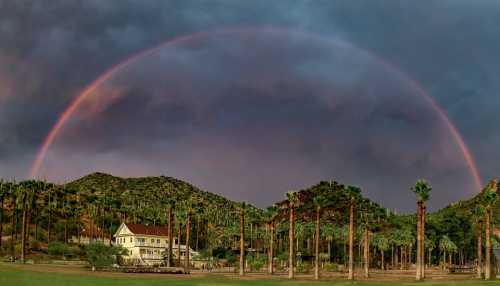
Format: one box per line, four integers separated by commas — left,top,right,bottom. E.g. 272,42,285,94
85,243,128,270
248,256,266,271
48,242,70,256
225,250,237,266
30,240,40,250
323,262,339,272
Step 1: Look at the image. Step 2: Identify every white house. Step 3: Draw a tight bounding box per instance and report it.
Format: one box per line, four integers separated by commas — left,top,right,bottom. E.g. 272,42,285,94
114,222,198,266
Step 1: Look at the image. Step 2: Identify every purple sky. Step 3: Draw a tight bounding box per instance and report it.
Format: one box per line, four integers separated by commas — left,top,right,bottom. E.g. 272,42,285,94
1,1,500,211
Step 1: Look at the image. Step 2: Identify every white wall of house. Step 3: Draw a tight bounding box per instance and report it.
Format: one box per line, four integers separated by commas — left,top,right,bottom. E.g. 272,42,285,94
113,223,180,265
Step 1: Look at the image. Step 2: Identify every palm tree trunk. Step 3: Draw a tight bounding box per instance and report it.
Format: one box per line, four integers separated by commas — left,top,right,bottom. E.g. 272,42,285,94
391,244,394,268
416,201,422,280
344,239,347,267
421,205,426,278
408,244,412,267
101,208,106,242
328,240,331,262
185,212,191,274
27,209,32,248
288,206,295,279
195,217,200,251
477,221,483,279
363,225,369,278
314,206,320,280
400,247,404,270
485,209,491,280
381,249,385,270
177,222,182,266
64,218,68,244
250,223,253,250
167,206,173,267
348,203,355,280
21,208,27,263
428,248,431,268
10,209,15,257
0,196,4,248
268,222,274,274
47,207,51,244
14,209,18,241
239,209,245,276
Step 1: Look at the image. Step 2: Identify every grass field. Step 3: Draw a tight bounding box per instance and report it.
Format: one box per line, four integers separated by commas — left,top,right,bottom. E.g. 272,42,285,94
0,263,498,286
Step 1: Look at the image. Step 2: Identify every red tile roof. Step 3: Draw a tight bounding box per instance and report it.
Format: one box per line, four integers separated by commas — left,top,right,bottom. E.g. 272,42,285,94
125,223,168,236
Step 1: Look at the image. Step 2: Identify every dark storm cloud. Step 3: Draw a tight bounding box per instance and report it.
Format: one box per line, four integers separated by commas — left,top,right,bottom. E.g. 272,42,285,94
0,0,499,211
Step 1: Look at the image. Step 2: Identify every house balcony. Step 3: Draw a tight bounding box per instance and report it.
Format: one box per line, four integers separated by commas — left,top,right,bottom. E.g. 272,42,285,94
134,242,176,248
140,254,164,260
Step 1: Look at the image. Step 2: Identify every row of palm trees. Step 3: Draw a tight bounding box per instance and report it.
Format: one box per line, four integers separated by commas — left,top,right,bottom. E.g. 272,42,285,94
235,179,497,281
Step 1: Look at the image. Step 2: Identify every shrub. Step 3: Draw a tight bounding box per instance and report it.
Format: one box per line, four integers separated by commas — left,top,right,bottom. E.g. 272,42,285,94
248,256,266,271
225,250,237,266
323,262,339,272
30,240,40,250
48,242,70,256
85,243,128,270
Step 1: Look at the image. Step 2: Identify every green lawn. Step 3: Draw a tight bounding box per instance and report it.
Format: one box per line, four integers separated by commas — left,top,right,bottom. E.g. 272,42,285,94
0,264,498,286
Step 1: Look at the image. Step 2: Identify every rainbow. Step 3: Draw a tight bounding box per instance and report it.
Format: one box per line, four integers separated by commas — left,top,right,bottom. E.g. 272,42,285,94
29,27,483,191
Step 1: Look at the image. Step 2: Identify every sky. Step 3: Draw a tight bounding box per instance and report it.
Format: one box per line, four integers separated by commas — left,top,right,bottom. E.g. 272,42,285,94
1,1,500,211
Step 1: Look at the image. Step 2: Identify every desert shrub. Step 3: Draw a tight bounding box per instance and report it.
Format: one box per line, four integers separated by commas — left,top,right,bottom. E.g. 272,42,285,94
48,242,70,256
296,259,306,273
248,255,266,271
323,262,339,271
85,243,128,270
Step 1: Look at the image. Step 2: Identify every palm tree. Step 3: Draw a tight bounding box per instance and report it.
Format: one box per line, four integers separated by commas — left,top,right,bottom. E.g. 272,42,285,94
361,212,374,278
177,221,183,266
265,205,279,274
238,202,246,276
439,235,455,268
0,180,7,248
8,181,17,258
286,191,300,279
411,179,431,281
346,186,361,280
424,237,435,268
185,205,193,274
46,186,56,244
320,224,336,263
313,195,327,280
175,211,185,267
166,201,174,267
472,205,485,278
373,233,389,270
17,181,36,263
482,180,497,280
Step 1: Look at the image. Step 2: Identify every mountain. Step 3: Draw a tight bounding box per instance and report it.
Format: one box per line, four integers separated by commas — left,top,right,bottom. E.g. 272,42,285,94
64,172,251,224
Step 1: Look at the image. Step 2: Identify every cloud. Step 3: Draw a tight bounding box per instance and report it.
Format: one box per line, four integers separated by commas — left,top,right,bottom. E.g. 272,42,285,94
0,1,499,211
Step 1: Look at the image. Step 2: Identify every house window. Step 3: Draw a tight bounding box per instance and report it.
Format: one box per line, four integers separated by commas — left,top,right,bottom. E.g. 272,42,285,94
157,239,160,244
151,239,154,243
130,237,133,243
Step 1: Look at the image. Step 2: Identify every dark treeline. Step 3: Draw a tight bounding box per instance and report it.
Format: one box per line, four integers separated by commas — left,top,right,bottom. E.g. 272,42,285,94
0,172,498,280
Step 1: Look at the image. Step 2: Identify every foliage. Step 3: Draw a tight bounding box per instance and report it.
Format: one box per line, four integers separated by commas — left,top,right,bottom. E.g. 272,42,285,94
247,254,266,271
411,179,431,202
47,242,70,256
85,243,128,269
